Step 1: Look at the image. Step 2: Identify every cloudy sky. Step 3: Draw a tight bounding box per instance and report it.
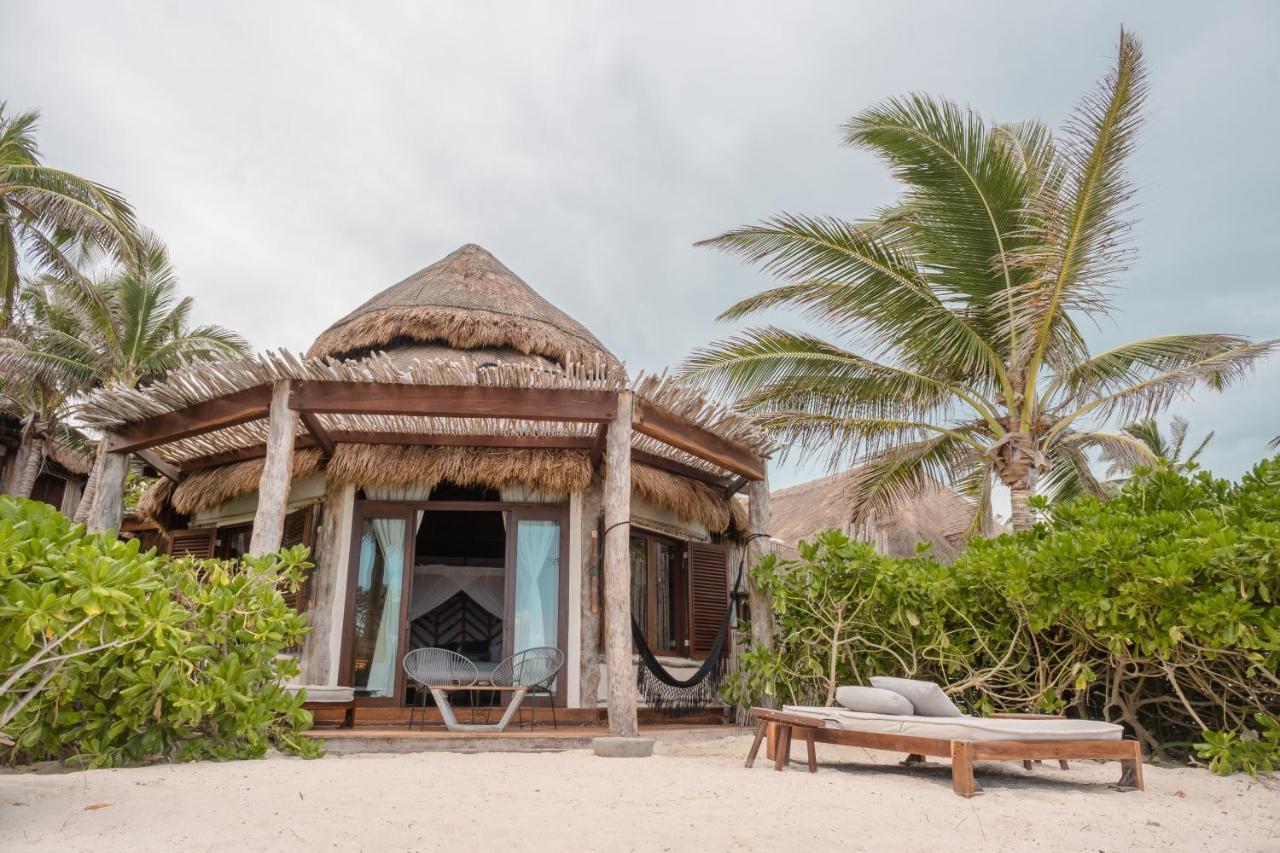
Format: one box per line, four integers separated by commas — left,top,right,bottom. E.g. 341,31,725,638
4,1,1277,500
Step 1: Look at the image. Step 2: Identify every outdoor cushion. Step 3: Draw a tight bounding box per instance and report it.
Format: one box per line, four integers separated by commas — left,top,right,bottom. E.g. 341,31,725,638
870,676,963,717
835,685,914,716
783,706,1123,742
288,685,355,703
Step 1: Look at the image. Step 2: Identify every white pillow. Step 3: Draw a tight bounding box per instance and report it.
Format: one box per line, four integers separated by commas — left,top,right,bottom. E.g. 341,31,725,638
835,685,915,715
870,676,964,717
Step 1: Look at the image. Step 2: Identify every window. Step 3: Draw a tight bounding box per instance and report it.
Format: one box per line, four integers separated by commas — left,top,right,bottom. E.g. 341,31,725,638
629,531,688,656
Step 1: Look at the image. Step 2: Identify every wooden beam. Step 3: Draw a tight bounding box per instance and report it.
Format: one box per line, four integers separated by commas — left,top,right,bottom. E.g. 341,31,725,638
299,411,335,457
106,385,273,454
249,382,298,556
326,432,597,450
136,448,182,483
603,390,639,739
175,432,599,472
176,437,316,472
632,399,765,481
722,474,749,497
631,449,733,490
589,423,608,470
289,381,617,423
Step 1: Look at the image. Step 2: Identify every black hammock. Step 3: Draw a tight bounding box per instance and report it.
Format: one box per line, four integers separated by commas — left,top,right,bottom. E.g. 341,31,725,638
631,557,745,715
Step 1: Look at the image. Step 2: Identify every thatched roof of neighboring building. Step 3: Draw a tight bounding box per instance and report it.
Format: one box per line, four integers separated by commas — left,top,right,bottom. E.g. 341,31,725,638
306,244,619,370
770,470,988,561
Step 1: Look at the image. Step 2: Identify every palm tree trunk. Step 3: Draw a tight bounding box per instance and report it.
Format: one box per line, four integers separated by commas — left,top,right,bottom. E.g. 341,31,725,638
11,435,45,498
74,442,107,523
1009,486,1034,532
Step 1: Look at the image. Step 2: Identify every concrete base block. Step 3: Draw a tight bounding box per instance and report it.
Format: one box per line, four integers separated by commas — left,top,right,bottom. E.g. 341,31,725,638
592,736,655,758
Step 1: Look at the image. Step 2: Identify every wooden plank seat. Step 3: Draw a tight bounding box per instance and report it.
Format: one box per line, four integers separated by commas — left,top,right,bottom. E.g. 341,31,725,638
745,707,1144,798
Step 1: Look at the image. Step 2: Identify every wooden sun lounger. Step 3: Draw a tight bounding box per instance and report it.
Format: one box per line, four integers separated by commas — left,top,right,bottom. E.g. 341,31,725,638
745,707,1144,797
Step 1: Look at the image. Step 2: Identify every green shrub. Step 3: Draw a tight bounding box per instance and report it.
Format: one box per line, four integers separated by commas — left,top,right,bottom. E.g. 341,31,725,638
729,456,1280,774
0,496,322,766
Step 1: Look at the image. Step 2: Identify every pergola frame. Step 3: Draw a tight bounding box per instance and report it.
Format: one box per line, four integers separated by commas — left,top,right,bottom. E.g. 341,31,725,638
84,363,773,741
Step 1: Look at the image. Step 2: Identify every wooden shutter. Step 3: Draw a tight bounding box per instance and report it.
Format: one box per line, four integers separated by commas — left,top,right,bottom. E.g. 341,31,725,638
279,507,315,612
167,528,216,558
688,541,727,660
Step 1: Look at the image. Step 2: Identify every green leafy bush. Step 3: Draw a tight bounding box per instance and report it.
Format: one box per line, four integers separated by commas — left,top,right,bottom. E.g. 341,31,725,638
0,496,322,766
729,456,1280,774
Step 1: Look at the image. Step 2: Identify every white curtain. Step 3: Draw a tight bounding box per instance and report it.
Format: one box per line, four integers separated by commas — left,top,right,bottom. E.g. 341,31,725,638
363,484,432,697
513,520,560,652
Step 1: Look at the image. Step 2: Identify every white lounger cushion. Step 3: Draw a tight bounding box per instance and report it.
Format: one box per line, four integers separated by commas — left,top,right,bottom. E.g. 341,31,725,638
287,685,355,703
784,706,1123,742
835,686,914,716
870,676,963,717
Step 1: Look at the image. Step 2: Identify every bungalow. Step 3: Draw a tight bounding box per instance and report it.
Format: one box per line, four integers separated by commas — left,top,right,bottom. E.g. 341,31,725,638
76,244,775,733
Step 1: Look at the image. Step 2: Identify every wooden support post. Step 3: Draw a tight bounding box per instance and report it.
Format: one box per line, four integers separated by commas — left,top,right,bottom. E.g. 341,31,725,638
746,465,777,707
88,451,129,534
249,381,299,556
602,390,638,738
951,740,979,797
578,478,603,707
300,480,351,684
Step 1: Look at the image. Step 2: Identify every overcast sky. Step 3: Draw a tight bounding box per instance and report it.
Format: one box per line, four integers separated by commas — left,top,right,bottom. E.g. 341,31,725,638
4,1,1277,500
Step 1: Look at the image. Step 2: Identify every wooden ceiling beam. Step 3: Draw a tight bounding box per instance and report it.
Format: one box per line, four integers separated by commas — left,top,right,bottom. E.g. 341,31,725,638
105,385,273,454
326,431,598,449
299,411,335,457
176,436,317,472
722,474,749,497
288,380,617,423
632,399,766,481
135,448,183,483
632,449,734,490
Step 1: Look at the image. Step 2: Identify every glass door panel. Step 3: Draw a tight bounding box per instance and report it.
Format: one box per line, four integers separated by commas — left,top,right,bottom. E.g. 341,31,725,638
629,536,648,630
653,540,676,653
351,515,409,699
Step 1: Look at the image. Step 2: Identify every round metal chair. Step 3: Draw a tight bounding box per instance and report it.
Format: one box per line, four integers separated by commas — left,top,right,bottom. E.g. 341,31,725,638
402,648,479,730
489,647,565,729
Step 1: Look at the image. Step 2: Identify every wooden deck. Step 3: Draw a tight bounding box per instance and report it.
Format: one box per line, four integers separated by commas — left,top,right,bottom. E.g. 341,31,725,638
309,724,740,754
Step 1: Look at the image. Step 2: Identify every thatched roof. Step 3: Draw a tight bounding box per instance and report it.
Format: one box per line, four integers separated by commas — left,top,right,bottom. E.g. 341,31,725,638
140,448,746,538
326,444,594,494
306,244,619,370
170,449,327,516
770,470,987,561
630,463,746,537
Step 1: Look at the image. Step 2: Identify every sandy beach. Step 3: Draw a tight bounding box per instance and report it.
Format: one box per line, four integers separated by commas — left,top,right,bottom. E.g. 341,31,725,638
2,731,1277,852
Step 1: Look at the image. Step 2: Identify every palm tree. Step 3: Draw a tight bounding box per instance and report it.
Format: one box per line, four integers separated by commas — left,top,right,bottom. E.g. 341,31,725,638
1101,415,1212,480
0,278,90,497
684,31,1276,531
0,234,248,515
0,102,138,321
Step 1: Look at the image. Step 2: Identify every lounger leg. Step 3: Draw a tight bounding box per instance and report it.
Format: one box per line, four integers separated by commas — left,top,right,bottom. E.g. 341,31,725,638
900,753,926,766
773,725,792,772
1059,760,1070,770
1022,760,1034,771
804,730,817,773
765,722,778,762
950,741,980,798
745,721,768,768
1114,741,1144,791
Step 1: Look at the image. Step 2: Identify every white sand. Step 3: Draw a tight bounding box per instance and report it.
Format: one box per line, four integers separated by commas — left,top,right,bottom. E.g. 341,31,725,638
2,732,1278,852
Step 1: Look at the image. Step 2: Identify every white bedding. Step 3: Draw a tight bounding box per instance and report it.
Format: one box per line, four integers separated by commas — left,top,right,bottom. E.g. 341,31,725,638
783,706,1123,742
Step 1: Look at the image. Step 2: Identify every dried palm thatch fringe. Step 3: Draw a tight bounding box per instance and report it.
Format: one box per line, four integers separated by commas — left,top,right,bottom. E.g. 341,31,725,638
46,437,92,477
169,449,327,516
628,463,747,537
308,305,616,371
325,444,594,494
136,477,175,525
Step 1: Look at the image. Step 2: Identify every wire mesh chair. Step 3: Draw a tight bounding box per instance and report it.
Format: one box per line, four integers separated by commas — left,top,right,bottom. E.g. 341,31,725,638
403,648,479,730
488,647,565,729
